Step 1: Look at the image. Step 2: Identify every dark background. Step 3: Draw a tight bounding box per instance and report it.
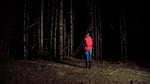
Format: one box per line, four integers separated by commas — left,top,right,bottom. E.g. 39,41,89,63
1,0,149,64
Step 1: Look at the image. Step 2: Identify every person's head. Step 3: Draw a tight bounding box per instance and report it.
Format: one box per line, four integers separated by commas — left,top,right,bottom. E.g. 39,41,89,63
86,33,90,36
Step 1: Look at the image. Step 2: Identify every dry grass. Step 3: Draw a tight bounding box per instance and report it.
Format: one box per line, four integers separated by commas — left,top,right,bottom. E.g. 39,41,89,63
2,59,150,84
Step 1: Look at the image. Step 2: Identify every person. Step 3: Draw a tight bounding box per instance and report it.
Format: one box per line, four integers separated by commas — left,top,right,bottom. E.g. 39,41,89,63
84,33,93,69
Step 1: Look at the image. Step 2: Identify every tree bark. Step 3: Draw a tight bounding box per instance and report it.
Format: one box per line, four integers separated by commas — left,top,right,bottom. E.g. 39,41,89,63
123,13,127,61
63,19,66,59
70,0,74,58
97,5,103,61
120,11,127,61
54,1,58,59
58,0,64,61
24,0,29,59
50,0,54,55
40,0,44,50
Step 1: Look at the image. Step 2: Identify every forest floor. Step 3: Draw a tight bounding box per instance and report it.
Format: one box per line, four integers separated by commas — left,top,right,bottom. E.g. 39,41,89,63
1,58,150,84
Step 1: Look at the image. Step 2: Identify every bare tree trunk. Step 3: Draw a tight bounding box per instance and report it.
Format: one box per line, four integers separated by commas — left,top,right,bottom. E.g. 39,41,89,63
47,0,50,52
24,0,29,59
99,20,103,61
97,6,103,61
70,0,74,58
95,7,100,61
93,3,98,61
67,35,70,58
120,14,123,61
123,13,127,61
50,0,54,55
40,0,44,50
54,2,58,59
97,29,100,61
120,11,127,61
90,0,95,59
63,19,66,59
58,0,64,61
24,0,27,59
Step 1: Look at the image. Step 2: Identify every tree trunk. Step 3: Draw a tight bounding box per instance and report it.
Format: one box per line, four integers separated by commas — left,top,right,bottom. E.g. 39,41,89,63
97,5,103,61
24,0,29,59
123,13,127,61
50,0,54,59
24,0,27,59
120,14,123,61
120,11,127,61
89,0,95,59
63,19,66,59
54,1,58,59
94,3,98,61
70,0,74,58
67,35,70,58
58,0,64,61
40,0,44,50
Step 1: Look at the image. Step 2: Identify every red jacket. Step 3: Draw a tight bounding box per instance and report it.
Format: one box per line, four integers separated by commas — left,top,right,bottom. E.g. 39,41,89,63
84,36,93,50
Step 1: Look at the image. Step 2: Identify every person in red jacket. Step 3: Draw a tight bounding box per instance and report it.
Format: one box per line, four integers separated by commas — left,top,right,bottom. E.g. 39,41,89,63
84,33,93,69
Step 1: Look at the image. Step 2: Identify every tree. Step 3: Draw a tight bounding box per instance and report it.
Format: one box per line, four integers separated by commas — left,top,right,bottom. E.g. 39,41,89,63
40,0,44,50
24,0,29,59
70,0,74,58
120,10,127,61
58,0,64,61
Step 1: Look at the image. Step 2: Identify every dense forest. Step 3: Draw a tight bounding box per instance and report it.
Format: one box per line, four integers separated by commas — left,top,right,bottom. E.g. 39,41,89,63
1,0,150,84
1,0,149,65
